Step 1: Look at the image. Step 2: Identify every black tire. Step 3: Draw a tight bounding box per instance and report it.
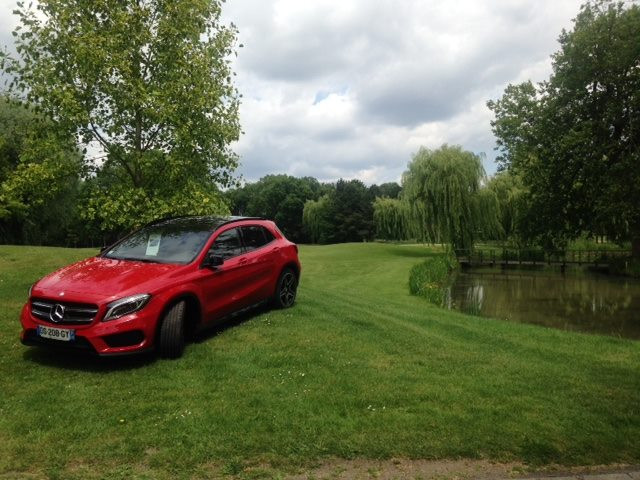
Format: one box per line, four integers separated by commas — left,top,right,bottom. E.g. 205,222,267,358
158,301,185,359
273,268,298,308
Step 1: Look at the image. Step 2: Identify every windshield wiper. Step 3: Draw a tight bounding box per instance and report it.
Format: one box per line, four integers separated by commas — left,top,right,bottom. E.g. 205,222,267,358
106,255,162,263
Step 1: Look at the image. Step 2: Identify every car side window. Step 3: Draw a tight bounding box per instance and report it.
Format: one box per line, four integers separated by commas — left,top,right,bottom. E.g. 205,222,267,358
210,228,243,260
263,227,275,243
241,226,274,253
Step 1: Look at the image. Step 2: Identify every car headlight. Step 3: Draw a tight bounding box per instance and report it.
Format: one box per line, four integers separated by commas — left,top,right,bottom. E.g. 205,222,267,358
103,294,151,322
28,283,34,298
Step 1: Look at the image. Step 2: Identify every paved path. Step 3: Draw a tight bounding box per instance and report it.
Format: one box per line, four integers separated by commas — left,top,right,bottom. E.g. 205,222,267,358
520,471,640,480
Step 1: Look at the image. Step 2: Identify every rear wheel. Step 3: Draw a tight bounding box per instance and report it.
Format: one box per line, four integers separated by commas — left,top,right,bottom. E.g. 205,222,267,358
158,301,185,359
274,268,298,308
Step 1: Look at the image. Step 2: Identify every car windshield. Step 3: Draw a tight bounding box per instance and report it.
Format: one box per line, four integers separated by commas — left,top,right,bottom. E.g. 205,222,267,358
104,217,228,264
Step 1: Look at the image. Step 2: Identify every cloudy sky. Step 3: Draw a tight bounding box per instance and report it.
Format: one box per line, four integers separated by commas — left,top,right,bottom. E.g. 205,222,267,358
1,0,584,185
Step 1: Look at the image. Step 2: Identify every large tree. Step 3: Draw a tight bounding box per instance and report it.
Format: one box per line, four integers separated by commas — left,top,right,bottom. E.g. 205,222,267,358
301,179,375,244
2,0,240,231
402,144,495,251
486,171,525,242
0,97,83,245
373,197,409,241
488,1,640,255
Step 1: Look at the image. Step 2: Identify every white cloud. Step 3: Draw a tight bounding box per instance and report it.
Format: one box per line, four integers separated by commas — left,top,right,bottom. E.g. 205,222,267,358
223,0,584,183
0,0,585,184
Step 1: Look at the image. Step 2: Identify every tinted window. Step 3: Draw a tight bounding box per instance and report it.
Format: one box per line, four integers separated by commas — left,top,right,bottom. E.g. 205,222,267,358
263,228,275,243
105,219,214,264
241,226,274,252
210,228,243,259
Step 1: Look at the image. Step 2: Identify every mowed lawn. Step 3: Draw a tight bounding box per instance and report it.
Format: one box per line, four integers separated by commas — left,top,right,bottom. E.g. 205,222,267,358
0,243,639,479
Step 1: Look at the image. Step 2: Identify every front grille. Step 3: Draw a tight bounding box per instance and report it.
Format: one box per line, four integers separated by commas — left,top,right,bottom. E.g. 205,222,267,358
31,298,99,325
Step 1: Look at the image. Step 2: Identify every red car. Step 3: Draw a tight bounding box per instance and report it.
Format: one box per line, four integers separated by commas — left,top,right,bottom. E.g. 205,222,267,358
20,216,301,358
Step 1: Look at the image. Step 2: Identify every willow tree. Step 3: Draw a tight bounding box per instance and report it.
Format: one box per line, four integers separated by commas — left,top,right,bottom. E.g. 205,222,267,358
402,144,491,251
1,0,240,231
473,187,504,242
373,197,409,241
302,195,332,244
487,171,524,241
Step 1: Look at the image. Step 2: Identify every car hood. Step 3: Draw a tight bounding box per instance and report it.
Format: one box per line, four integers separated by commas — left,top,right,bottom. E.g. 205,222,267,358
33,256,184,301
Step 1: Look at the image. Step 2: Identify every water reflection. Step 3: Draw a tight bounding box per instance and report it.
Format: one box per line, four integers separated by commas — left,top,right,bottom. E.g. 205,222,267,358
448,267,640,339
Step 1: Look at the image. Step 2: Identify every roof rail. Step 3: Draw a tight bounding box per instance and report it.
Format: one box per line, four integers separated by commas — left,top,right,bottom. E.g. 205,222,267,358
143,215,265,229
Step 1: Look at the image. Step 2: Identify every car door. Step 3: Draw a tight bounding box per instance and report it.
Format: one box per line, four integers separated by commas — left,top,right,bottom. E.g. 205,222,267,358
198,227,253,322
239,225,279,303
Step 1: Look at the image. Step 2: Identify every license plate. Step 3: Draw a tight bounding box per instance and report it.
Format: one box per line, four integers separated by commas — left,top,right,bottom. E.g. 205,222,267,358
37,325,75,342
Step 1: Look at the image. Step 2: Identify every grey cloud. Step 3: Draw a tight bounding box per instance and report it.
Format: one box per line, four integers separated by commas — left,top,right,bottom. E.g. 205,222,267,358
357,68,471,126
0,0,584,185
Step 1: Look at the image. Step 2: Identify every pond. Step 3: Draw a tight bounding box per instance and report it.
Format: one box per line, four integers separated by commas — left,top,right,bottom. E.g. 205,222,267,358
447,267,640,339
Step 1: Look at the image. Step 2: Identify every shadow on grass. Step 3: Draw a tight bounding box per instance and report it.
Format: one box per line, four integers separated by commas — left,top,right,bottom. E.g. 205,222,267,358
22,347,156,372
21,304,271,372
194,303,271,344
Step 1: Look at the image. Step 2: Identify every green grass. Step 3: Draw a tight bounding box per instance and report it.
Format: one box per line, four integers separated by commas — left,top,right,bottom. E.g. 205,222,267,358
1,243,639,479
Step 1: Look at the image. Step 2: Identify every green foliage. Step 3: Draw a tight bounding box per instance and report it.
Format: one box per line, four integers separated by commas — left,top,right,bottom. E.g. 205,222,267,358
373,197,409,241
329,179,374,242
84,178,229,232
368,182,402,200
488,1,640,255
301,179,375,244
486,171,525,242
473,188,503,241
302,194,332,244
2,0,241,232
0,97,84,244
408,254,458,305
486,81,539,172
402,144,496,251
226,175,324,242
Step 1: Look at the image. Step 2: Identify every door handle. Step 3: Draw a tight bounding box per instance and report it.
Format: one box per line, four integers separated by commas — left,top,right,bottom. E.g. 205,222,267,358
238,257,248,265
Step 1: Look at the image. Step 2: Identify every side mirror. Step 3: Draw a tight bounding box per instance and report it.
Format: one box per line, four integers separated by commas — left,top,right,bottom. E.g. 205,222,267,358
203,252,224,268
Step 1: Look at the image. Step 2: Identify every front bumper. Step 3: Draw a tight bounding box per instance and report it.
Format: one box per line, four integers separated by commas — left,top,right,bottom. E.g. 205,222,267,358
20,301,161,356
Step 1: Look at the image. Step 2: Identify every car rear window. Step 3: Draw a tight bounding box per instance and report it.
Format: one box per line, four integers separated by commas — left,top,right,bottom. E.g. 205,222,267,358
241,226,274,252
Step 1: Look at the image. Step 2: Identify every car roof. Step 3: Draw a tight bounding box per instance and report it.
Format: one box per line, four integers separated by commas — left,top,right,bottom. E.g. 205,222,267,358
147,215,265,231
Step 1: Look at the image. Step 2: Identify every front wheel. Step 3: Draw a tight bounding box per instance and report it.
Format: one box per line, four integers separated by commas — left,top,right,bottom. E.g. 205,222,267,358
273,268,298,308
158,301,185,359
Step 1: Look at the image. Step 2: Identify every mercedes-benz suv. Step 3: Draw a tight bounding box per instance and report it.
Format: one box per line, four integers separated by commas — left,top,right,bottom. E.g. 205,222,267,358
20,216,301,358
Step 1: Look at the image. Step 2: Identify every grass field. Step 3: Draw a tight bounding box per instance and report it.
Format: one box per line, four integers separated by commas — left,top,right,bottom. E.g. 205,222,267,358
1,243,639,479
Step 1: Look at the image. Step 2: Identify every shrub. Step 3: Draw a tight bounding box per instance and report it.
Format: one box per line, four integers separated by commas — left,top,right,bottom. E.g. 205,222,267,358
408,254,458,306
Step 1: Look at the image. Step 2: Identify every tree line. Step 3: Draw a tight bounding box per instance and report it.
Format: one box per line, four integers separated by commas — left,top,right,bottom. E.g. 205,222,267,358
226,144,509,251
1,0,637,259
226,175,401,244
